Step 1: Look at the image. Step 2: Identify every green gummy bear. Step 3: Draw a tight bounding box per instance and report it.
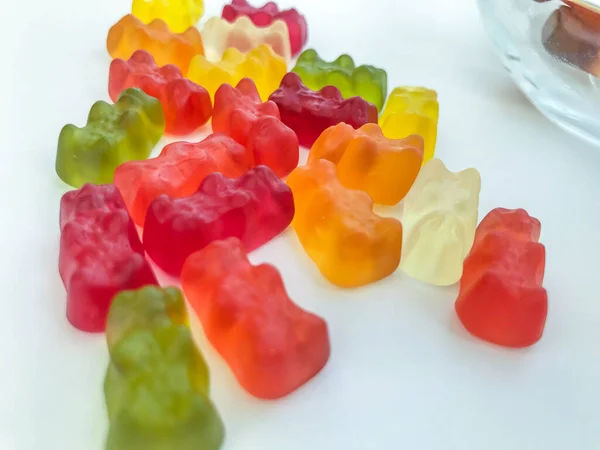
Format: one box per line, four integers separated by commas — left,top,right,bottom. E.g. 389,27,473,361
56,88,165,188
104,286,224,450
291,49,388,111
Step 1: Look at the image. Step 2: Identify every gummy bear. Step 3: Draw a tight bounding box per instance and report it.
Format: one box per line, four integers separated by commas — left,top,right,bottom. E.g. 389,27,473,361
401,158,481,286
308,123,423,205
56,88,165,188
187,44,287,101
59,184,158,332
455,208,548,348
114,133,251,226
181,238,330,399
107,14,205,73
201,16,291,62
105,286,224,450
292,49,388,111
268,72,378,148
286,159,403,287
144,166,294,276
542,5,600,78
109,50,212,135
212,78,299,177
221,0,308,56
131,0,204,33
379,87,439,164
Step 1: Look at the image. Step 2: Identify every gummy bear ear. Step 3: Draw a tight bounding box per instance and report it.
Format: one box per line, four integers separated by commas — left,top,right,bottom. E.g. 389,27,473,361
88,100,115,122
458,167,482,191
280,72,302,89
159,62,183,79
423,98,440,118
308,123,355,165
319,84,344,101
298,48,319,63
262,21,292,60
130,49,155,64
335,54,356,70
398,133,425,154
236,77,261,99
415,158,448,185
148,18,170,32
222,46,245,62
197,172,234,196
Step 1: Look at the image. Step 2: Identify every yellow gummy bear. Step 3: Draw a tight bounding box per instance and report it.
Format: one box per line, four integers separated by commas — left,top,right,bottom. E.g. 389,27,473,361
132,0,204,33
201,16,291,62
187,44,287,101
379,87,439,164
400,158,481,286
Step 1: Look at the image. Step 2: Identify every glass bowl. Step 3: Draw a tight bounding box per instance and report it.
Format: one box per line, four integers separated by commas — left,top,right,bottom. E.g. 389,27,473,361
477,0,600,146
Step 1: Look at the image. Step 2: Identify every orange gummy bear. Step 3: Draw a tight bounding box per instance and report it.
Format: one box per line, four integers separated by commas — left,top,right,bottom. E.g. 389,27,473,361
307,123,424,205
182,238,330,399
107,14,204,73
286,159,403,287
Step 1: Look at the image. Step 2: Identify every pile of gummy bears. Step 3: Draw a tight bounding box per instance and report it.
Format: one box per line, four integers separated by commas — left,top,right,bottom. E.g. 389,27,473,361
54,0,550,448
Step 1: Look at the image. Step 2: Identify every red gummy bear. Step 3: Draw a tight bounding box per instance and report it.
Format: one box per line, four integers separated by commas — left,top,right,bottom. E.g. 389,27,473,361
455,208,548,348
59,184,157,332
269,72,379,148
221,0,308,56
109,50,212,135
143,166,294,276
114,133,251,226
181,237,330,399
212,78,299,177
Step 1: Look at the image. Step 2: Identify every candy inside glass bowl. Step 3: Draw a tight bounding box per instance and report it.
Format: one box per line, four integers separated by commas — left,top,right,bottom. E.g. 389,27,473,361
477,0,600,146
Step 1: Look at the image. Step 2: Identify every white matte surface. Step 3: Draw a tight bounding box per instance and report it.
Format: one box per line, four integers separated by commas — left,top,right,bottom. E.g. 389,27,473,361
2,0,600,449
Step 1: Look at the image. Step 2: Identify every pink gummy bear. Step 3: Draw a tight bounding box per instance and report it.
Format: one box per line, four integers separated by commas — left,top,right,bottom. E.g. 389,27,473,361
269,72,379,148
143,165,294,276
59,184,157,332
221,0,308,56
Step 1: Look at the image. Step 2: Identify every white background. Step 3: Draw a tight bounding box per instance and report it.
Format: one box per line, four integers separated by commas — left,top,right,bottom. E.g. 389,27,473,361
2,0,600,449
